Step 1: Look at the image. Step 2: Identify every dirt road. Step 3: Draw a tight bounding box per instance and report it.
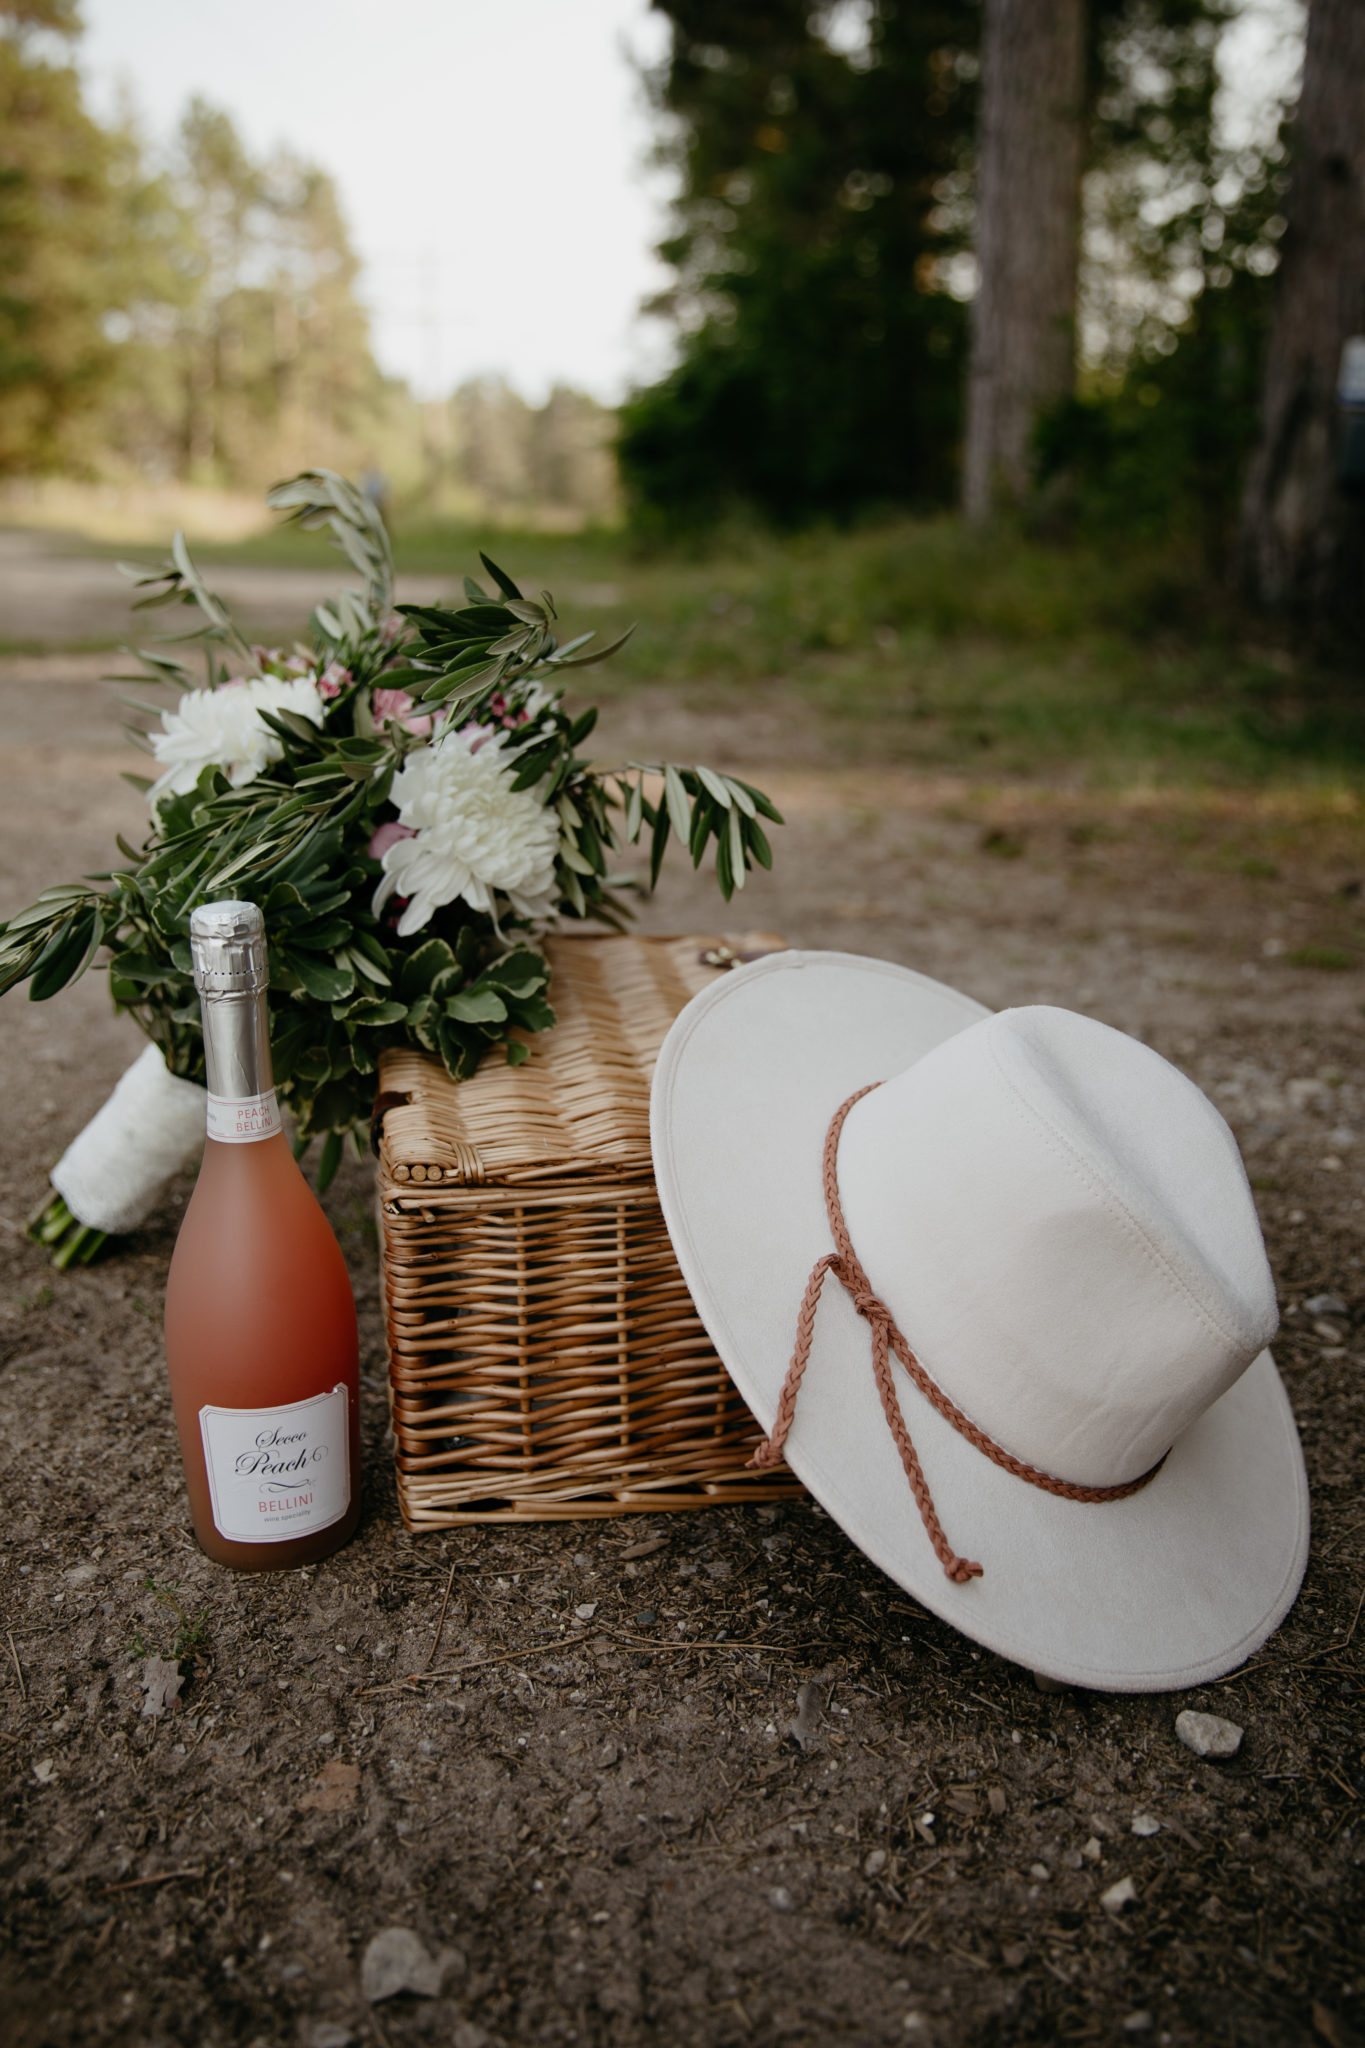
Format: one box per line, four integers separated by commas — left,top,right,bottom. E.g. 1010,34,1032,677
1,632,1362,2048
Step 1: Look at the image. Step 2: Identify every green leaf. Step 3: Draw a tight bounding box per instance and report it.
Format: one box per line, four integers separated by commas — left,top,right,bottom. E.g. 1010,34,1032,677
748,818,773,869
568,706,598,747
624,778,644,842
291,953,356,1003
314,1130,344,1193
550,625,635,669
29,908,100,1002
513,993,556,1033
483,948,548,998
478,552,523,600
505,1039,531,1067
445,986,508,1025
715,821,735,903
663,765,691,845
727,803,746,891
400,938,456,1000
344,997,407,1027
558,838,596,876
696,765,733,809
649,804,670,890
689,795,715,866
733,778,785,825
509,743,560,792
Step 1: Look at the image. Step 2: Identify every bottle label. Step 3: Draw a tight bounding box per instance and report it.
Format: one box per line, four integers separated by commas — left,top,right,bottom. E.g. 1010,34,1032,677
206,1088,282,1144
199,1385,350,1543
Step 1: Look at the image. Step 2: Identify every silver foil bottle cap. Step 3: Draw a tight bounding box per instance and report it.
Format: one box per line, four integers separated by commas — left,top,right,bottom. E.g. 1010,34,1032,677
190,899,269,996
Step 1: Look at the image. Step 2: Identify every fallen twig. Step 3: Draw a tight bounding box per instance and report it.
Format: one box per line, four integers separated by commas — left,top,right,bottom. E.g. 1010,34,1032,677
5,1630,25,1701
356,1637,572,1696
422,1560,458,1673
355,1623,821,1698
102,1867,208,1894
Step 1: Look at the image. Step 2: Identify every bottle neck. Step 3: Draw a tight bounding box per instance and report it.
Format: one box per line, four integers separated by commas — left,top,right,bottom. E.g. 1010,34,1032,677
200,989,282,1145
201,988,274,1098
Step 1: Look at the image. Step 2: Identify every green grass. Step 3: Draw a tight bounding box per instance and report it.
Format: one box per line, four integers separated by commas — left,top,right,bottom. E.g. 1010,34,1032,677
37,513,1365,788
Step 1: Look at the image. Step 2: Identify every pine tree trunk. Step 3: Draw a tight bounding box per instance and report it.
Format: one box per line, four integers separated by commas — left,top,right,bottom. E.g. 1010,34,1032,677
1239,0,1365,643
963,0,1086,520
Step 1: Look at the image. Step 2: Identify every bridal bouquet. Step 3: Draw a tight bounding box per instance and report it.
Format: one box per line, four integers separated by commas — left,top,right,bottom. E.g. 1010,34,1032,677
1,471,781,1266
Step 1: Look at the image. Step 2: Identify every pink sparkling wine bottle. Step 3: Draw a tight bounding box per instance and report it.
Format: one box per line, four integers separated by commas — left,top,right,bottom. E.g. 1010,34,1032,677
163,900,360,1569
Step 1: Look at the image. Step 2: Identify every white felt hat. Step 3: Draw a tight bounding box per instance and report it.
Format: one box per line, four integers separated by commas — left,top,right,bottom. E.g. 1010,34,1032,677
650,951,1309,1692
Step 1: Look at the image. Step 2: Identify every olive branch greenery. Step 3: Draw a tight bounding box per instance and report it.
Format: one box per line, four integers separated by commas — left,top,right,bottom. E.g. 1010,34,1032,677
0,470,782,1264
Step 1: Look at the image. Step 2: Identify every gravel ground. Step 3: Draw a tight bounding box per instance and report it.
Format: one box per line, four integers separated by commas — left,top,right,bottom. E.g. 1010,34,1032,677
0,638,1362,2048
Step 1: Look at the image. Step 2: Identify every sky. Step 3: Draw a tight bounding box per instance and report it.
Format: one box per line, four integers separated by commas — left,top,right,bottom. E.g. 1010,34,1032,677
79,0,675,405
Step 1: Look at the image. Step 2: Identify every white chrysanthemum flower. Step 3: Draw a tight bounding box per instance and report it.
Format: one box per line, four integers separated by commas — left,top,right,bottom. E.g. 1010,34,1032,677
373,727,561,937
148,676,327,800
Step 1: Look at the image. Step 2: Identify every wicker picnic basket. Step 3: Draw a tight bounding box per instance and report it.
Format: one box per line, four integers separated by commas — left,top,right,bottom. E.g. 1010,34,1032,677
375,931,803,1527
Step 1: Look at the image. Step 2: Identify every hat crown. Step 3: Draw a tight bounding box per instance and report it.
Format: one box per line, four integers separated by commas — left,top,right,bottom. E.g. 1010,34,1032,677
836,1006,1278,1488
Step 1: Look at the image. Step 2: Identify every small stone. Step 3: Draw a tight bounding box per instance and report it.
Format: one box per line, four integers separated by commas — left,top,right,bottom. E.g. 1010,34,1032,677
1305,1293,1348,1317
632,1610,657,1627
32,1757,55,1785
1122,2014,1154,2035
1175,1709,1243,1759
360,1927,451,2003
987,1786,1007,1817
1000,1943,1029,1970
1028,1862,1051,1882
564,1791,599,1833
574,1602,597,1621
1081,1836,1103,1863
140,1654,184,1720
768,1887,793,1912
1200,1894,1224,1922
309,2027,354,2048
788,1680,826,1752
1131,1813,1161,1837
298,1761,360,1814
1101,1876,1138,1914
863,1848,888,1878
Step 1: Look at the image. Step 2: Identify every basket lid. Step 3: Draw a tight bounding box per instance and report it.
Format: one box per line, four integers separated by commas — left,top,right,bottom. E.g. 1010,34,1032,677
377,932,784,1192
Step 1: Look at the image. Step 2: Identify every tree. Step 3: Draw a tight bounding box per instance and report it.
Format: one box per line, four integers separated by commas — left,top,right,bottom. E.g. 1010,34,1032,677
1239,0,1365,643
0,0,137,473
618,0,979,525
962,0,1087,519
1036,1,1298,573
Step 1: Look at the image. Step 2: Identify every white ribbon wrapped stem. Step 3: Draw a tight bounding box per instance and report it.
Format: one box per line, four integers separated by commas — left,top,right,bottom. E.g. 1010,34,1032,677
50,1043,207,1235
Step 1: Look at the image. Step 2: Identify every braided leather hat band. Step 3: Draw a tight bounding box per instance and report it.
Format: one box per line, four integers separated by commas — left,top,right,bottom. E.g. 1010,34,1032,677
749,1086,1169,1583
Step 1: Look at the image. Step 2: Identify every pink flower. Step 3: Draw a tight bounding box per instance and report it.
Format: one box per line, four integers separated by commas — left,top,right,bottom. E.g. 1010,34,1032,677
317,661,352,700
368,820,416,861
487,691,528,730
372,687,436,737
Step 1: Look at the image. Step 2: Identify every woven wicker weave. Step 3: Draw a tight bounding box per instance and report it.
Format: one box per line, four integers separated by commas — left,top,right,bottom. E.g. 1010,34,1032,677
377,931,802,1525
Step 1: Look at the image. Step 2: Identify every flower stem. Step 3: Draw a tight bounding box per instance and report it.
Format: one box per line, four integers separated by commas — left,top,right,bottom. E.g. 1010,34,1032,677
26,1194,111,1269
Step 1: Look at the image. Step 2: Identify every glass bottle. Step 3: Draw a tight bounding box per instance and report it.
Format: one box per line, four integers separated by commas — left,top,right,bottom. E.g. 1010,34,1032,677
163,900,361,1569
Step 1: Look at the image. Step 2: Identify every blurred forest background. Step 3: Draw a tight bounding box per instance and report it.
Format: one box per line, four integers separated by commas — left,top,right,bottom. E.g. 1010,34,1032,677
1,0,1361,769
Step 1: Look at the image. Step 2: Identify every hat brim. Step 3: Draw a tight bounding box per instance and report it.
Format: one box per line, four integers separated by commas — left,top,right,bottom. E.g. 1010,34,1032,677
651,951,1310,1693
